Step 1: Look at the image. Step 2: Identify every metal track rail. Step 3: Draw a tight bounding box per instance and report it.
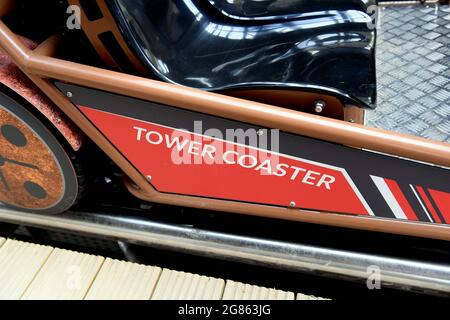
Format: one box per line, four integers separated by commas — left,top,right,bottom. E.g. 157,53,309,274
0,208,449,294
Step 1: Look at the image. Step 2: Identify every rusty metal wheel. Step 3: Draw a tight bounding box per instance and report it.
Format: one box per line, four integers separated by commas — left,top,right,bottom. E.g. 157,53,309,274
0,91,79,214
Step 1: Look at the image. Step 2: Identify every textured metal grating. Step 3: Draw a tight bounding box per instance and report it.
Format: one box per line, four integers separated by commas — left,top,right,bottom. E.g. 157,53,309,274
367,4,450,143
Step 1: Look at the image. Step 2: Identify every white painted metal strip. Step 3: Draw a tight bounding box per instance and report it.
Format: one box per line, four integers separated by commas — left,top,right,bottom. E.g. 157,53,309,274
21,248,104,300
152,269,225,300
85,258,161,300
297,293,330,300
0,240,53,300
222,280,295,300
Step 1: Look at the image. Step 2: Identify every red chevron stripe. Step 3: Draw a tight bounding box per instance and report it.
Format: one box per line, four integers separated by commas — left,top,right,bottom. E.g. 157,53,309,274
428,189,450,224
384,179,418,221
416,186,442,224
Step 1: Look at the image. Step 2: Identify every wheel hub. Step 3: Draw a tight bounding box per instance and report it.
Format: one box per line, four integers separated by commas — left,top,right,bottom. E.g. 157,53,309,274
0,107,65,210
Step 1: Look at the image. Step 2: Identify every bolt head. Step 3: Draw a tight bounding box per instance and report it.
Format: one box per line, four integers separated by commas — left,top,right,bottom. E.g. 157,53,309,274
146,175,152,181
66,91,73,98
257,129,264,136
314,100,326,113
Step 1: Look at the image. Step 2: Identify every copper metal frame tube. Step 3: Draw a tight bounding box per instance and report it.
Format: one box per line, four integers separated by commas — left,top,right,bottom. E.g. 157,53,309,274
0,20,448,168
0,0,14,18
0,16,449,240
24,55,450,168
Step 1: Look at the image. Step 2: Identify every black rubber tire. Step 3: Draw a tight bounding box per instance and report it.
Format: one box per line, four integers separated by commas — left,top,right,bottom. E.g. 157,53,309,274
0,90,81,214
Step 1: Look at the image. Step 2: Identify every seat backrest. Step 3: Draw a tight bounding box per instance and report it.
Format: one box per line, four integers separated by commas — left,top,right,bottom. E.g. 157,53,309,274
107,0,377,107
207,0,375,20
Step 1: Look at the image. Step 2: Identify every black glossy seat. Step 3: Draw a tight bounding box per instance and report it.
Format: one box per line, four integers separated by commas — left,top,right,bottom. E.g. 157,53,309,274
207,0,373,20
107,0,376,107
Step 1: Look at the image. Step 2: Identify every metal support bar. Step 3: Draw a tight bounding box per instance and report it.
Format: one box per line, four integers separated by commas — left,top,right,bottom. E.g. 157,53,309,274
0,208,449,294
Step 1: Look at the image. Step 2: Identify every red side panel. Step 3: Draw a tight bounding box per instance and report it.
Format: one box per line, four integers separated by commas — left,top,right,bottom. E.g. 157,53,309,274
57,81,450,225
80,106,372,215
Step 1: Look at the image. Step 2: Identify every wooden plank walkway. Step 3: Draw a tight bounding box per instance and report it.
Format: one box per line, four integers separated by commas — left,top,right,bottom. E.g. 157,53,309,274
0,238,328,300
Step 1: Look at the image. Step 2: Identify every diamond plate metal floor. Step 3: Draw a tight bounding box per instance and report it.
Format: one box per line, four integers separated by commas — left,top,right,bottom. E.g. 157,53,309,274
367,4,450,143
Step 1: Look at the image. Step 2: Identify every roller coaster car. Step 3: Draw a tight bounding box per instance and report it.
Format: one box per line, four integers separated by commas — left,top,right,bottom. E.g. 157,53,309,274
0,0,449,241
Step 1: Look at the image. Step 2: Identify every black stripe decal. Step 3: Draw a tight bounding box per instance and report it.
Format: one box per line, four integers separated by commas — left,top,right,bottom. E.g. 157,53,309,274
399,183,429,222
411,185,435,223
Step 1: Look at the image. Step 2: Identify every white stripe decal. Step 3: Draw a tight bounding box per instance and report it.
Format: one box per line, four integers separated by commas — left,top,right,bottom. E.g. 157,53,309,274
371,176,407,220
409,185,433,222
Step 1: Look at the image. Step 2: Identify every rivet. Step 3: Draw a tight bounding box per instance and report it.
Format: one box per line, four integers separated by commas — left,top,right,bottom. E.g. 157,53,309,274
66,91,73,98
290,201,296,208
257,129,264,136
314,100,326,113
146,175,152,181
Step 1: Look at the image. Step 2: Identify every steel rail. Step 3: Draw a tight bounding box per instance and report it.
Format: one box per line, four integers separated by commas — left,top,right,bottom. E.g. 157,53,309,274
0,208,449,294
